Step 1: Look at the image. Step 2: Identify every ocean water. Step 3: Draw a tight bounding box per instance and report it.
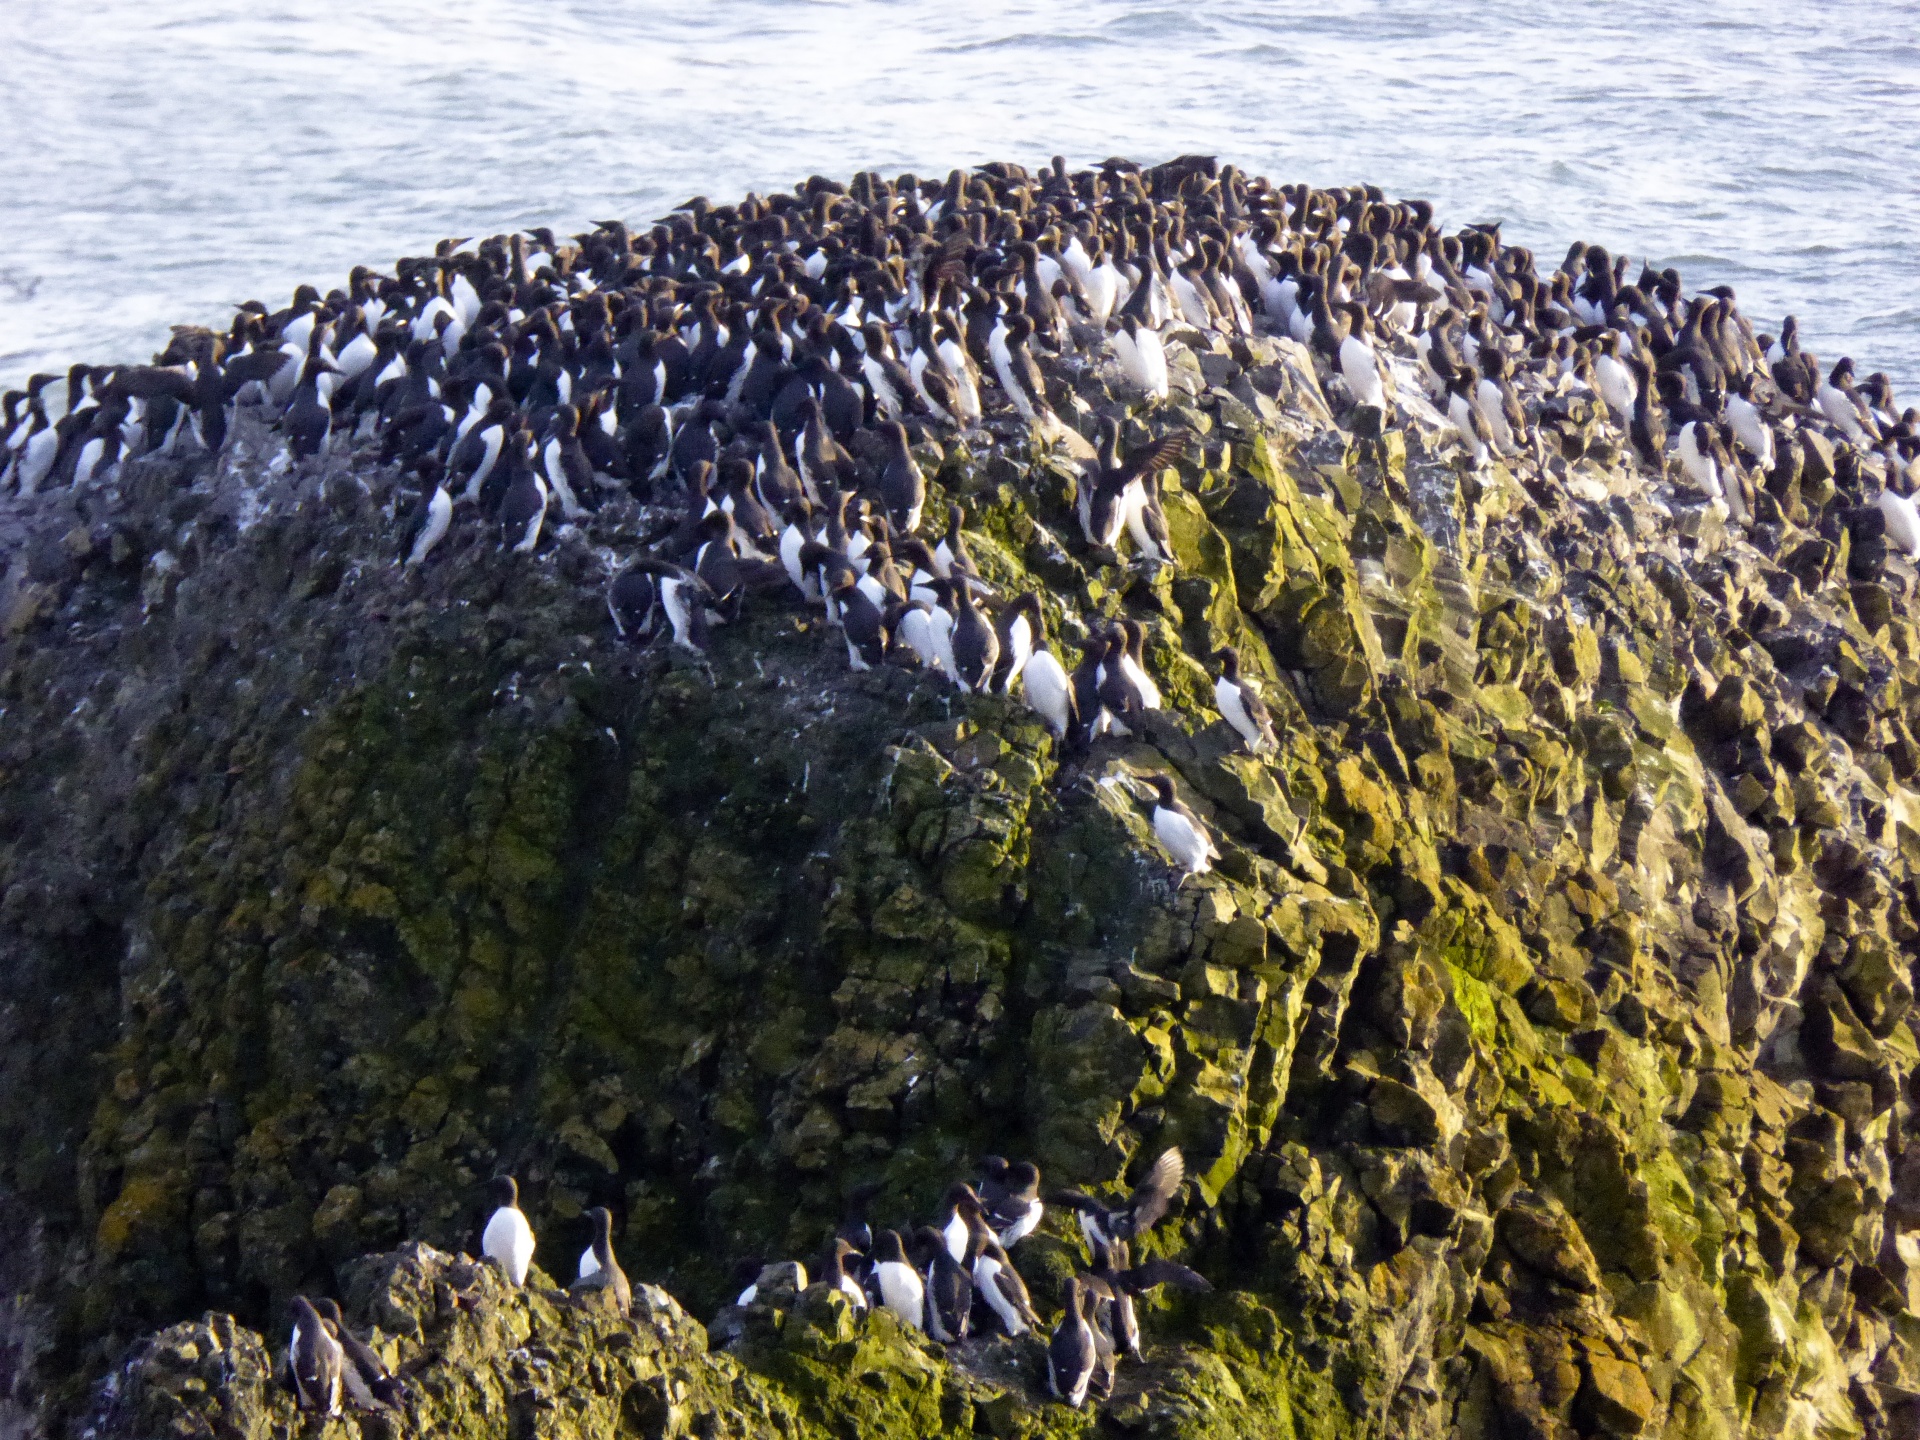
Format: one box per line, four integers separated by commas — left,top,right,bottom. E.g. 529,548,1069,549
1,0,1916,398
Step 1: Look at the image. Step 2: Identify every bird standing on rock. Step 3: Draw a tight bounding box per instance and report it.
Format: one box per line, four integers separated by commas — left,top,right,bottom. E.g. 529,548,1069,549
917,1225,973,1343
870,1229,925,1330
570,1206,633,1317
948,576,1000,692
287,1296,344,1415
967,1222,1040,1337
1214,646,1277,754
398,458,452,567
634,558,720,654
1048,1276,1098,1408
875,420,925,533
979,1156,1045,1247
482,1175,535,1286
1086,1237,1212,1359
312,1298,403,1410
1145,775,1217,878
819,1236,869,1310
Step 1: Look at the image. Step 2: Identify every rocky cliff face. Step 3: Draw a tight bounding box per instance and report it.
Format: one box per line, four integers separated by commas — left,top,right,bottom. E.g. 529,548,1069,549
4,324,1919,1440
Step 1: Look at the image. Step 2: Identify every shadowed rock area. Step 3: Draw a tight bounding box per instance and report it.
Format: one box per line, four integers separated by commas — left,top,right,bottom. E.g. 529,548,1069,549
6,202,1920,1440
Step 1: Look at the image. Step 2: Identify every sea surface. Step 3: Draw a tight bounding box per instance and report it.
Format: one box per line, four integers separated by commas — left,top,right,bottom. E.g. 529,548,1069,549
2,0,1916,397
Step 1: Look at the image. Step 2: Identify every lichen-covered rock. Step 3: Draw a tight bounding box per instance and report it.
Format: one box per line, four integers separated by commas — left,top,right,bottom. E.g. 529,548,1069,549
3,310,1920,1440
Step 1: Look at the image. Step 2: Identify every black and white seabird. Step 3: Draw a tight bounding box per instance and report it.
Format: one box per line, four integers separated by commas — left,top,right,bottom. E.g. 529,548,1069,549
607,565,658,640
1095,627,1149,736
819,1237,869,1311
481,1175,535,1286
1080,418,1185,558
569,1206,633,1317
541,404,597,520
1087,1237,1211,1360
398,462,452,567
967,1221,1040,1337
928,505,969,580
1047,1276,1097,1409
915,1225,973,1343
934,1182,981,1264
312,1299,402,1411
1337,301,1389,414
947,576,1000,693
1127,463,1176,566
989,592,1039,694
1053,1147,1186,1252
978,1156,1044,1248
888,598,959,683
869,1229,925,1331
1117,619,1162,710
1110,314,1169,400
287,1295,344,1415
285,370,335,460
634,559,720,654
1072,632,1116,741
875,420,926,534
832,574,889,670
494,429,548,552
1144,774,1217,878
1214,646,1277,754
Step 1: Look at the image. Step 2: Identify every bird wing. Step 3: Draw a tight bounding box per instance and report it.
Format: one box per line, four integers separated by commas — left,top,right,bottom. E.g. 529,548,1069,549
338,1352,382,1410
992,1262,1040,1325
1127,1259,1213,1293
1122,433,1187,483
1125,1147,1185,1231
926,233,973,289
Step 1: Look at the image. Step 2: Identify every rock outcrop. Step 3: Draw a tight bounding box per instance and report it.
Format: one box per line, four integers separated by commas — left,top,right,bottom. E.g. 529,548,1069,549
6,278,1920,1440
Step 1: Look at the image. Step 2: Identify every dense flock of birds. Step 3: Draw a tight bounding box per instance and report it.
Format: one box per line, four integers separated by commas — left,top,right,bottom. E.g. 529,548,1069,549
20,154,1920,1414
7,155,1918,787
285,1150,1203,1414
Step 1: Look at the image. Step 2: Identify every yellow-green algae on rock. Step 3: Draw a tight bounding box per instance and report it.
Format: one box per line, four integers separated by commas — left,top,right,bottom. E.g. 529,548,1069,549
3,322,1920,1440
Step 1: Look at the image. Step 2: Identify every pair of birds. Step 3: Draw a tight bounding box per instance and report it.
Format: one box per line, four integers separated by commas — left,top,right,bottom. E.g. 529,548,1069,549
285,1296,403,1415
478,1175,633,1315
1076,417,1185,564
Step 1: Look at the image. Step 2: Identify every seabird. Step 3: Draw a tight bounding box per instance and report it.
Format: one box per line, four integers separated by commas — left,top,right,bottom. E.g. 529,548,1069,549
481,1175,536,1286
1053,1147,1186,1252
978,1156,1044,1247
947,576,1000,692
870,1229,925,1330
967,1222,1040,1337
569,1206,633,1317
1214,646,1277,754
287,1296,344,1415
398,461,452,567
312,1299,402,1411
916,1225,973,1343
1047,1277,1097,1408
633,558,720,654
1087,1237,1212,1359
875,420,926,533
819,1237,869,1311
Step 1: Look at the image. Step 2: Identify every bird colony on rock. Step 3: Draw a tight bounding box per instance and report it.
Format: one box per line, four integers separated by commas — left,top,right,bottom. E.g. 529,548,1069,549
8,159,1910,877
11,153,1920,1425
281,1150,1199,1415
